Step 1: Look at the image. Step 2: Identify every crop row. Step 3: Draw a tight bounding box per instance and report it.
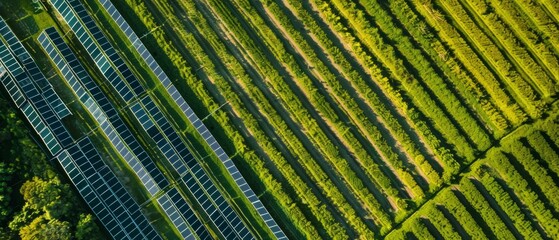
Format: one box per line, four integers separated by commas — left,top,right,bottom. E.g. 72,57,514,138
466,0,556,97
355,0,492,153
489,0,559,81
194,0,383,235
513,0,559,54
386,113,559,238
323,0,478,161
203,0,418,232
383,0,508,135
478,172,543,239
437,0,546,118
487,151,559,238
311,0,462,179
410,0,527,126
257,0,426,209
164,0,360,236
276,0,445,189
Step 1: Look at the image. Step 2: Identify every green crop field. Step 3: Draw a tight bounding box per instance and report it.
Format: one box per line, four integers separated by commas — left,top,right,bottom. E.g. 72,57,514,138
1,0,559,239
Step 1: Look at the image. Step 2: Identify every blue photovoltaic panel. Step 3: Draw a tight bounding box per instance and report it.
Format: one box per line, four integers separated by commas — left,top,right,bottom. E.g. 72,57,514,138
0,32,73,148
168,188,212,240
43,87,71,119
157,192,195,240
0,67,26,107
0,18,71,120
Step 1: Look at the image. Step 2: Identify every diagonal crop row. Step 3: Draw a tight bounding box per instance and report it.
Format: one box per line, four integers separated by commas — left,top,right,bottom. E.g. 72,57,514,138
308,0,462,181
255,0,428,209
354,0,493,154
321,0,479,162
384,0,509,135
277,0,446,190
196,0,384,235
409,0,527,126
489,0,559,81
436,0,546,118
465,0,556,97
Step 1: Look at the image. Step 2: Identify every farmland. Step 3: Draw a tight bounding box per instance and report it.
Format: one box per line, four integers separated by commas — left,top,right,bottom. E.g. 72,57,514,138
100,0,559,238
1,0,558,238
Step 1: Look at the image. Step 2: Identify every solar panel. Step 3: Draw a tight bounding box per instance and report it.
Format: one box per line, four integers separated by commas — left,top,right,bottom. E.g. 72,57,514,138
0,69,26,107
21,102,62,155
58,141,162,240
49,0,144,103
157,192,196,239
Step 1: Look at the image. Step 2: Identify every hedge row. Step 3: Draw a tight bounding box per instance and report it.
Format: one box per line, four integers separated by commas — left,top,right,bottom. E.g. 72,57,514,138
259,0,427,209
488,151,559,238
458,178,517,239
386,0,509,134
437,0,547,118
312,0,462,180
489,0,559,81
513,0,559,56
356,0,492,153
410,0,527,126
466,0,556,97
527,131,559,177
323,0,478,161
278,0,445,190
505,141,559,212
478,173,543,239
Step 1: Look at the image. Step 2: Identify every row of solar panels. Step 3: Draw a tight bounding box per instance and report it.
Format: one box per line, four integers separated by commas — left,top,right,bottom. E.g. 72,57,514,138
97,0,287,238
0,17,161,240
158,188,212,240
39,28,167,197
0,18,70,119
130,96,252,239
50,0,143,103
39,26,211,239
62,137,160,239
0,30,71,156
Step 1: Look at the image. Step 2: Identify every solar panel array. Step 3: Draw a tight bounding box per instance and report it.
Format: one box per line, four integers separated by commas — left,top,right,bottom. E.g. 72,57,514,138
0,30,73,155
39,27,217,239
130,96,252,239
0,18,71,119
98,0,287,238
60,136,162,240
0,17,162,240
49,0,144,103
157,187,213,240
38,28,168,197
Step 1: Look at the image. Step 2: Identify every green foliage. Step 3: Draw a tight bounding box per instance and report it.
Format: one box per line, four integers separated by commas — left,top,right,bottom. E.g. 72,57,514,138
75,214,102,240
0,162,14,223
19,215,71,240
